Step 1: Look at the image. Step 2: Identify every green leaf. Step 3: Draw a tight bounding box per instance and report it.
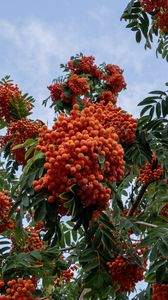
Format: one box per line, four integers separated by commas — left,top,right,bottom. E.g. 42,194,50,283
83,260,99,272
157,238,168,257
148,259,166,274
93,229,102,248
140,105,153,116
162,99,168,117
34,202,46,222
156,102,161,118
0,119,8,129
30,250,42,260
136,30,141,43
138,97,158,106
64,231,71,246
149,106,154,118
72,229,77,242
150,245,158,262
79,253,97,263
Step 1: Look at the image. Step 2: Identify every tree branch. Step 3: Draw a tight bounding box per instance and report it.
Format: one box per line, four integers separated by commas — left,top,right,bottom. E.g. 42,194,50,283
127,183,148,216
78,288,91,300
136,221,158,228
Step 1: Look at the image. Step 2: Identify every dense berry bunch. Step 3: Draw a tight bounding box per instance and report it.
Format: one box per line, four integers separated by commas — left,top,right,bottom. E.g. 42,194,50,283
0,277,39,300
34,103,125,217
12,227,44,252
0,82,32,123
154,10,168,33
141,0,167,12
107,255,145,292
98,91,117,105
103,64,126,94
67,74,89,96
141,0,168,33
1,119,42,165
67,55,102,79
54,265,77,287
48,82,62,101
152,283,168,300
48,56,126,107
48,74,89,105
84,101,137,144
138,154,163,184
0,192,15,233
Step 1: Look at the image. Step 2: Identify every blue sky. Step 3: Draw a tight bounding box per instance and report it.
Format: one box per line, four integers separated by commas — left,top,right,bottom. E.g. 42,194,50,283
0,0,167,125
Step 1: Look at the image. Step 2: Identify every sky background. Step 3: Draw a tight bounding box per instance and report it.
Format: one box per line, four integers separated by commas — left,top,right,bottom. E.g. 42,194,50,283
0,0,167,126
1,0,167,297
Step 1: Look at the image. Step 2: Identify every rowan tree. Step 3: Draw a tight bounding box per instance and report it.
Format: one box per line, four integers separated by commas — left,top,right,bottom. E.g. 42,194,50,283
0,2,167,300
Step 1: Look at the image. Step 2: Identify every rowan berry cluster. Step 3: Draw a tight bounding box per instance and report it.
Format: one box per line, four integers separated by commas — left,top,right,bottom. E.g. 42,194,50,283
141,0,168,33
84,101,137,144
54,265,77,287
34,221,45,231
0,192,15,233
107,255,145,292
138,154,163,184
66,55,102,79
48,74,89,105
0,277,39,300
98,91,117,105
154,10,168,33
48,55,126,107
33,103,125,217
0,82,32,123
12,227,44,253
152,283,168,300
0,119,42,165
103,64,126,95
141,0,167,12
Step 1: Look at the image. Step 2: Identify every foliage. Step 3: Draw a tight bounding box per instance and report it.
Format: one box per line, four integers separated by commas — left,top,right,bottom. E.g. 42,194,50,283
121,0,168,61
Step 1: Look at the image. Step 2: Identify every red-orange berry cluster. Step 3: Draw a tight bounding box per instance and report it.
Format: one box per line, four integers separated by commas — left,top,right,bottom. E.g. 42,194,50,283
138,154,163,184
154,10,168,33
48,74,89,105
67,55,102,79
107,255,145,292
141,0,168,33
0,277,39,300
0,82,32,123
141,0,167,12
1,119,42,165
48,56,126,106
152,283,168,300
12,227,44,253
33,103,125,217
84,101,137,144
103,64,126,94
98,91,117,105
54,265,77,287
34,221,45,231
0,191,15,233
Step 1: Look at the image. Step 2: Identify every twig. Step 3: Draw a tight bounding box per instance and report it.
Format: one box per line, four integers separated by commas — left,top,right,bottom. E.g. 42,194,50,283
127,183,148,216
135,221,158,228
78,288,91,300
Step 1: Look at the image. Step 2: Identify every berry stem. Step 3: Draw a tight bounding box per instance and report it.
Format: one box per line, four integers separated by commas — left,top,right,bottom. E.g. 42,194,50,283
127,183,148,217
